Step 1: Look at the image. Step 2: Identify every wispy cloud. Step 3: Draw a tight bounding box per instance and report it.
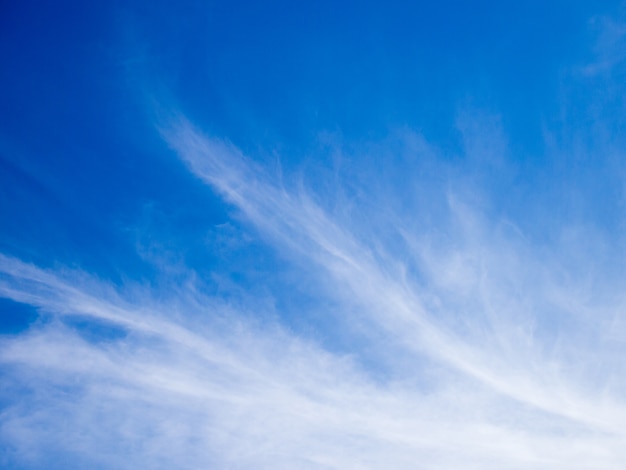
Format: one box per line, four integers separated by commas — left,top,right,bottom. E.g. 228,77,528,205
4,1,626,468
2,110,626,467
580,13,626,77
164,116,626,428
1,243,625,469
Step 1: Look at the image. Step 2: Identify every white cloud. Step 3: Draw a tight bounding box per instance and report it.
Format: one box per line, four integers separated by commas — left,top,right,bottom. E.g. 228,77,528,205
164,118,626,430
2,235,625,468
2,115,626,468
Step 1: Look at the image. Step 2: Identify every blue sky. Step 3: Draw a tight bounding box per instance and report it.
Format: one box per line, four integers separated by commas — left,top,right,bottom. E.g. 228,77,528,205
2,1,626,468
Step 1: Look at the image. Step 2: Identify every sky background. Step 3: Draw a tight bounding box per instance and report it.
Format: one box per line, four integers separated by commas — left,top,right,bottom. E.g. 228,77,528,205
1,1,626,468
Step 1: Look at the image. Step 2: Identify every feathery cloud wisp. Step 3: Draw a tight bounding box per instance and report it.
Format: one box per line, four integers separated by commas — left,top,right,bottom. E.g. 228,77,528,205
2,107,626,467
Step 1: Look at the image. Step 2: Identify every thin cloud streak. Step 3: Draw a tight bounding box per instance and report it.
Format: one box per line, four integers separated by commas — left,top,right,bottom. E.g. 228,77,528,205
1,253,625,469
2,116,626,468
163,117,626,437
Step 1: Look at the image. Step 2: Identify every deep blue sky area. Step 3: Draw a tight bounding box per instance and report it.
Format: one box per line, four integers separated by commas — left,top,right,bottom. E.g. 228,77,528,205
1,0,621,330
0,1,619,318
2,1,616,238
